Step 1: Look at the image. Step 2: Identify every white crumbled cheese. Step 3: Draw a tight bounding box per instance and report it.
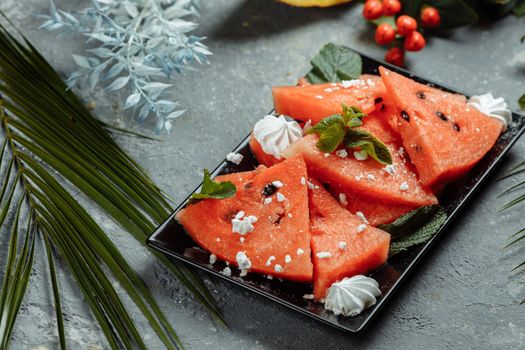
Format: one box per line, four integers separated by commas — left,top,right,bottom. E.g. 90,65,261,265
300,177,306,185
287,213,293,218
324,88,333,92
336,149,348,158
236,251,252,270
220,267,231,277
338,241,347,250
239,269,248,277
232,212,258,235
303,294,315,300
272,180,283,188
355,176,362,182
324,153,330,158
384,164,396,175
303,120,312,133
315,95,324,99
316,252,332,259
263,197,273,205
297,248,305,255
354,150,368,161
367,174,376,181
314,184,320,189
267,275,273,280
356,211,369,224
366,78,376,87
216,238,221,242
285,255,292,264
240,237,245,243
341,79,361,88
265,256,276,267
226,152,243,165
276,193,286,202
209,254,217,265
339,193,348,206
357,224,367,233
398,147,405,158
399,181,409,191
307,181,315,190
274,264,284,272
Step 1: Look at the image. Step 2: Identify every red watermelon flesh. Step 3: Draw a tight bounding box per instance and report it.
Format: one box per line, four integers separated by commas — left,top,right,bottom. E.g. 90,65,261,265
273,75,386,125
283,133,437,207
176,156,313,282
249,134,281,167
379,67,502,187
309,181,391,299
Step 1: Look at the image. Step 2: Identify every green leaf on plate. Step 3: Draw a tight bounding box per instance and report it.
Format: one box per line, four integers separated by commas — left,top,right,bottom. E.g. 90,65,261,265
191,169,236,201
383,206,448,257
306,43,362,83
343,128,393,165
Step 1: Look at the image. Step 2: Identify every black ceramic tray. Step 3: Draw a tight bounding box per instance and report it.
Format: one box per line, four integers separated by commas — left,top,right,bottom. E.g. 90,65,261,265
147,52,525,333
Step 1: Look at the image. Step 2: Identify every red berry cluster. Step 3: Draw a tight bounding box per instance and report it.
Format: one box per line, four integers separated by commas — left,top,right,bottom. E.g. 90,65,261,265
362,1,441,67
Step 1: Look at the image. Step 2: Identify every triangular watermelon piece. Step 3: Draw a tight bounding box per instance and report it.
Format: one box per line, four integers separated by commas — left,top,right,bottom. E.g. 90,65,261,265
272,75,385,125
283,132,437,207
309,181,390,299
176,156,313,282
379,67,502,187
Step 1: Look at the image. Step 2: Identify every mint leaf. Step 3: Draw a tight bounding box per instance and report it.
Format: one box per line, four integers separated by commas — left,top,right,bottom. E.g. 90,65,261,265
316,122,346,153
342,105,365,126
344,129,393,165
379,205,440,239
307,114,344,134
386,206,447,257
519,93,525,110
306,43,362,84
191,169,236,201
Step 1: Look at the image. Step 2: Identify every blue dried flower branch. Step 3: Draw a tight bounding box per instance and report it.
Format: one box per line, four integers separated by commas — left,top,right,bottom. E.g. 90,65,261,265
39,0,211,134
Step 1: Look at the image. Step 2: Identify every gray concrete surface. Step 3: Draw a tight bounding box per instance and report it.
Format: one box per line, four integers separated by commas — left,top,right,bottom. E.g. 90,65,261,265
2,0,525,349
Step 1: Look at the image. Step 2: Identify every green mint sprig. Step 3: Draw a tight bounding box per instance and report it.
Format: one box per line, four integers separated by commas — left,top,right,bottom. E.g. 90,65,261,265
190,169,236,202
306,104,393,165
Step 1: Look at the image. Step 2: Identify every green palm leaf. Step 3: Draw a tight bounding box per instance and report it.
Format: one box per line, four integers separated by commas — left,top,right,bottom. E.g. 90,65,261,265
0,14,222,349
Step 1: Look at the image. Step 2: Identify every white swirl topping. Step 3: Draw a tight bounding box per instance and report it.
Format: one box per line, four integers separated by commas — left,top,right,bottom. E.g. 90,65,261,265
253,115,303,159
468,93,512,132
324,275,381,317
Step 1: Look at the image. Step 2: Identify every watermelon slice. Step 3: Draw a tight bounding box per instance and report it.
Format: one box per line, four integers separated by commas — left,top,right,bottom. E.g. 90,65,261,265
283,133,437,207
176,156,313,282
309,181,390,299
249,134,281,167
273,75,386,125
379,67,502,187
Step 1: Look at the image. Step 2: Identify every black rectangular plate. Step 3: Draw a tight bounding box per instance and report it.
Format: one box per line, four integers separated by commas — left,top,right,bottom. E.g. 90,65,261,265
147,52,525,333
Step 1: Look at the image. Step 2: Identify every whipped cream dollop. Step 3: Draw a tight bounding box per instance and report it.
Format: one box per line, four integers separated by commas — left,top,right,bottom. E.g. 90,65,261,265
468,93,512,132
253,115,303,159
324,275,381,317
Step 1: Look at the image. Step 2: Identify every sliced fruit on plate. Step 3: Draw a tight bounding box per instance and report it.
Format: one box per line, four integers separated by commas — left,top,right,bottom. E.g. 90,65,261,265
272,75,386,125
329,185,417,226
176,156,313,282
249,134,281,167
379,67,502,187
309,181,390,299
283,133,437,207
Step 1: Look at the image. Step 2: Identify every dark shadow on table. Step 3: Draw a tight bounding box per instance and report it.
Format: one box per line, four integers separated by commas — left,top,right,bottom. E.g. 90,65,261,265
209,0,354,41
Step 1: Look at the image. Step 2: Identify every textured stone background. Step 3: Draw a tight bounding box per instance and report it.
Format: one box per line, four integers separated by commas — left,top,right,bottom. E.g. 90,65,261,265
1,0,525,349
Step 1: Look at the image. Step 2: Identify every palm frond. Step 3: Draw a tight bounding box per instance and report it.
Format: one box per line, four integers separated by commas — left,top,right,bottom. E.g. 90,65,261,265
0,14,222,349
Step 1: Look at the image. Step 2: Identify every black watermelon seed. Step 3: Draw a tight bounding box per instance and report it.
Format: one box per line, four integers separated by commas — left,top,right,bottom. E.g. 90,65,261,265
244,182,253,189
262,183,277,197
401,110,410,122
380,104,386,112
416,91,426,99
374,97,383,104
453,123,461,132
435,111,448,121
414,144,422,153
